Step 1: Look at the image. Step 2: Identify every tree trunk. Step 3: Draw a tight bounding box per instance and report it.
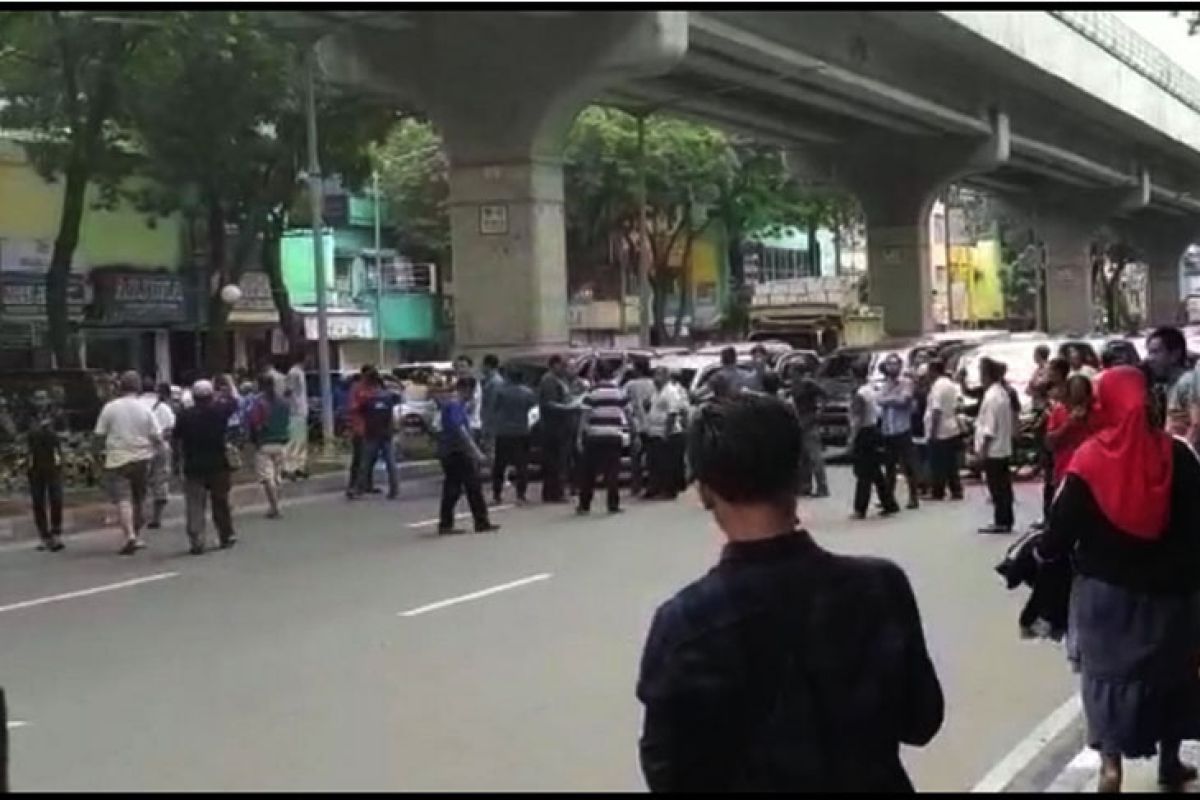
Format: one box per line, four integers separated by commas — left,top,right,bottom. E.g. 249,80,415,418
46,160,88,368
832,222,843,277
806,219,821,276
673,231,697,342
204,198,230,373
263,213,302,348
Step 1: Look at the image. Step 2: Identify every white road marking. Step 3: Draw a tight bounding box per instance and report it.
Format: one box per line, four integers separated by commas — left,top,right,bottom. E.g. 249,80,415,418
399,573,552,617
0,572,180,616
406,504,513,529
6,720,28,730
970,693,1082,792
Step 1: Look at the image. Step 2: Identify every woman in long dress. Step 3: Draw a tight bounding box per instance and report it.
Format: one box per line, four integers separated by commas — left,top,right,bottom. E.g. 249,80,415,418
1037,365,1200,792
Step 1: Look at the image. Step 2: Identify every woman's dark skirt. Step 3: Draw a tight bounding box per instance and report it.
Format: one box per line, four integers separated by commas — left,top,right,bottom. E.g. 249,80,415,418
1070,575,1200,758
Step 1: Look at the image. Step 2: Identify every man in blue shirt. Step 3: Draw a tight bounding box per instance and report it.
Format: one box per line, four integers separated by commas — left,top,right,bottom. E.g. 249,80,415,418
438,376,500,535
877,354,920,510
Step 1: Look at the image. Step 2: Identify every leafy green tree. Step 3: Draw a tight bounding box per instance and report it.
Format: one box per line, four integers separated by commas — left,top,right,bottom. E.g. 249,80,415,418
372,118,450,270
0,10,156,366
125,13,395,369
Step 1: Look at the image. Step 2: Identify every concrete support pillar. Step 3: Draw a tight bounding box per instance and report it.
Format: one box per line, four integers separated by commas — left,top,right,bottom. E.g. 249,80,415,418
1117,213,1198,327
789,116,1009,338
317,11,686,355
446,160,568,350
1039,217,1098,334
1036,179,1151,334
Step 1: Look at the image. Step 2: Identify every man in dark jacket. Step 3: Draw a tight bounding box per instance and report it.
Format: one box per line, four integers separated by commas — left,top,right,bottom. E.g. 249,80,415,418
173,380,237,555
24,390,65,552
636,394,944,792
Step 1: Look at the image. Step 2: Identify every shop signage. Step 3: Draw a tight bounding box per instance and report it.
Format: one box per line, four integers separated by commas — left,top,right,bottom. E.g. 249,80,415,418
0,272,86,320
303,314,374,341
0,237,88,274
90,270,186,325
479,204,509,236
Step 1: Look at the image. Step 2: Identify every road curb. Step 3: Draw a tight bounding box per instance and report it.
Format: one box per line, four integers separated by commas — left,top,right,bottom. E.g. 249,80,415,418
0,460,442,544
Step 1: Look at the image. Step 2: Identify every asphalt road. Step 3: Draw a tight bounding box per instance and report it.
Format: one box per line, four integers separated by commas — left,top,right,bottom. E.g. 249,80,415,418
0,467,1075,792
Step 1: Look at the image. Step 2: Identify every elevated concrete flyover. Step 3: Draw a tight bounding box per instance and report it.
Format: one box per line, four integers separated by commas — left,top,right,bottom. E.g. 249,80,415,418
604,10,1200,334
273,10,1200,345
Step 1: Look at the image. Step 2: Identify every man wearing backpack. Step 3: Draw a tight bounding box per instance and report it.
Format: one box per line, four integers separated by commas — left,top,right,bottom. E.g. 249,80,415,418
247,373,291,519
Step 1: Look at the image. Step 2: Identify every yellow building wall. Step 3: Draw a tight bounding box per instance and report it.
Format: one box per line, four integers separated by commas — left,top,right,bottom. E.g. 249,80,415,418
949,240,1005,322
0,142,183,270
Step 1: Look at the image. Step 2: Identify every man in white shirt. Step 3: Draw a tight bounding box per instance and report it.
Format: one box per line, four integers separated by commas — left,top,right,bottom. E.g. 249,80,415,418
624,361,657,497
138,378,177,529
283,354,309,480
95,370,163,554
849,361,898,519
645,367,689,499
924,359,963,501
974,356,1015,534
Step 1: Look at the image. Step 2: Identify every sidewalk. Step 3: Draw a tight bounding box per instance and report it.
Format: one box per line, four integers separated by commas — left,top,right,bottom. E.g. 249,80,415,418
1046,741,1200,792
0,460,440,545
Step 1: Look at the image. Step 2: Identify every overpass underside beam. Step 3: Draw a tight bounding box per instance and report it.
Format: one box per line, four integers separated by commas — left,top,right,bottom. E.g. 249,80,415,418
1115,213,1199,327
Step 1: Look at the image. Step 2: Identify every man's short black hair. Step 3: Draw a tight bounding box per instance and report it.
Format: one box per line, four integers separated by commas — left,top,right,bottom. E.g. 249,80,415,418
720,346,737,366
1047,356,1069,381
455,354,473,367
979,356,1003,383
1149,326,1186,362
483,353,500,369
688,394,800,504
750,343,767,357
1034,344,1051,360
548,354,563,369
927,358,946,376
595,360,615,381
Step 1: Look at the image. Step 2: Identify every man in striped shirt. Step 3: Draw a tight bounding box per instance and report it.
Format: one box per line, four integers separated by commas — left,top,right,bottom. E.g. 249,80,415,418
576,361,630,514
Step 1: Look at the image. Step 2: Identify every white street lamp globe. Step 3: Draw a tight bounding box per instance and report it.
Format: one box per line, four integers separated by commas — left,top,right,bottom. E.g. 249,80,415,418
220,284,243,305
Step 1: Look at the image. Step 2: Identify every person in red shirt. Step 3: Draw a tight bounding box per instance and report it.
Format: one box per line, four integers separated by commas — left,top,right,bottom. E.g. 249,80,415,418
1045,374,1096,487
345,366,377,498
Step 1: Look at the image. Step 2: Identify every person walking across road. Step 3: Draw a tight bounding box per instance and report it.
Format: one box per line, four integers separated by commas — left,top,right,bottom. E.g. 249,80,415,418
974,357,1015,534
247,374,291,520
644,367,688,500
925,358,964,501
878,354,920,510
173,380,238,555
787,360,829,498
94,370,163,555
636,394,944,791
349,371,400,499
437,376,499,535
849,362,898,519
24,390,65,552
576,362,629,515
537,355,576,503
490,367,537,504
282,351,309,480
139,379,176,530
1035,366,1200,792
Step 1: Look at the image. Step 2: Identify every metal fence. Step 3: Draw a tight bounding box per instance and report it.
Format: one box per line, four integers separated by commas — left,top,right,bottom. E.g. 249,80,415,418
1050,11,1200,116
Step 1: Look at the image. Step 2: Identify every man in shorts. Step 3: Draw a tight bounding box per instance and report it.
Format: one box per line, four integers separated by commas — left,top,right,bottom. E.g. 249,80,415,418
248,373,291,519
94,370,163,555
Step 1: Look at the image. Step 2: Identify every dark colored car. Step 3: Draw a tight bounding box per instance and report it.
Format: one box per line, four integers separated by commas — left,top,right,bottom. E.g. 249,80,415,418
813,340,926,448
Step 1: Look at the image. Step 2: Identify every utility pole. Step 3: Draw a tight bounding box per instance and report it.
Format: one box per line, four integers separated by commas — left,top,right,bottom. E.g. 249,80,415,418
373,169,385,367
304,46,335,451
635,113,651,347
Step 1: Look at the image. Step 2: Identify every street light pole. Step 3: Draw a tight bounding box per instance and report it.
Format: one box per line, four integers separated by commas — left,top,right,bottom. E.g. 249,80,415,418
635,113,651,347
304,45,335,451
373,169,385,367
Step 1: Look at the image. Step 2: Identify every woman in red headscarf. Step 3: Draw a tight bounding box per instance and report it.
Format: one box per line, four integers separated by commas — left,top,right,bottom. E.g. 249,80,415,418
1037,366,1200,792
